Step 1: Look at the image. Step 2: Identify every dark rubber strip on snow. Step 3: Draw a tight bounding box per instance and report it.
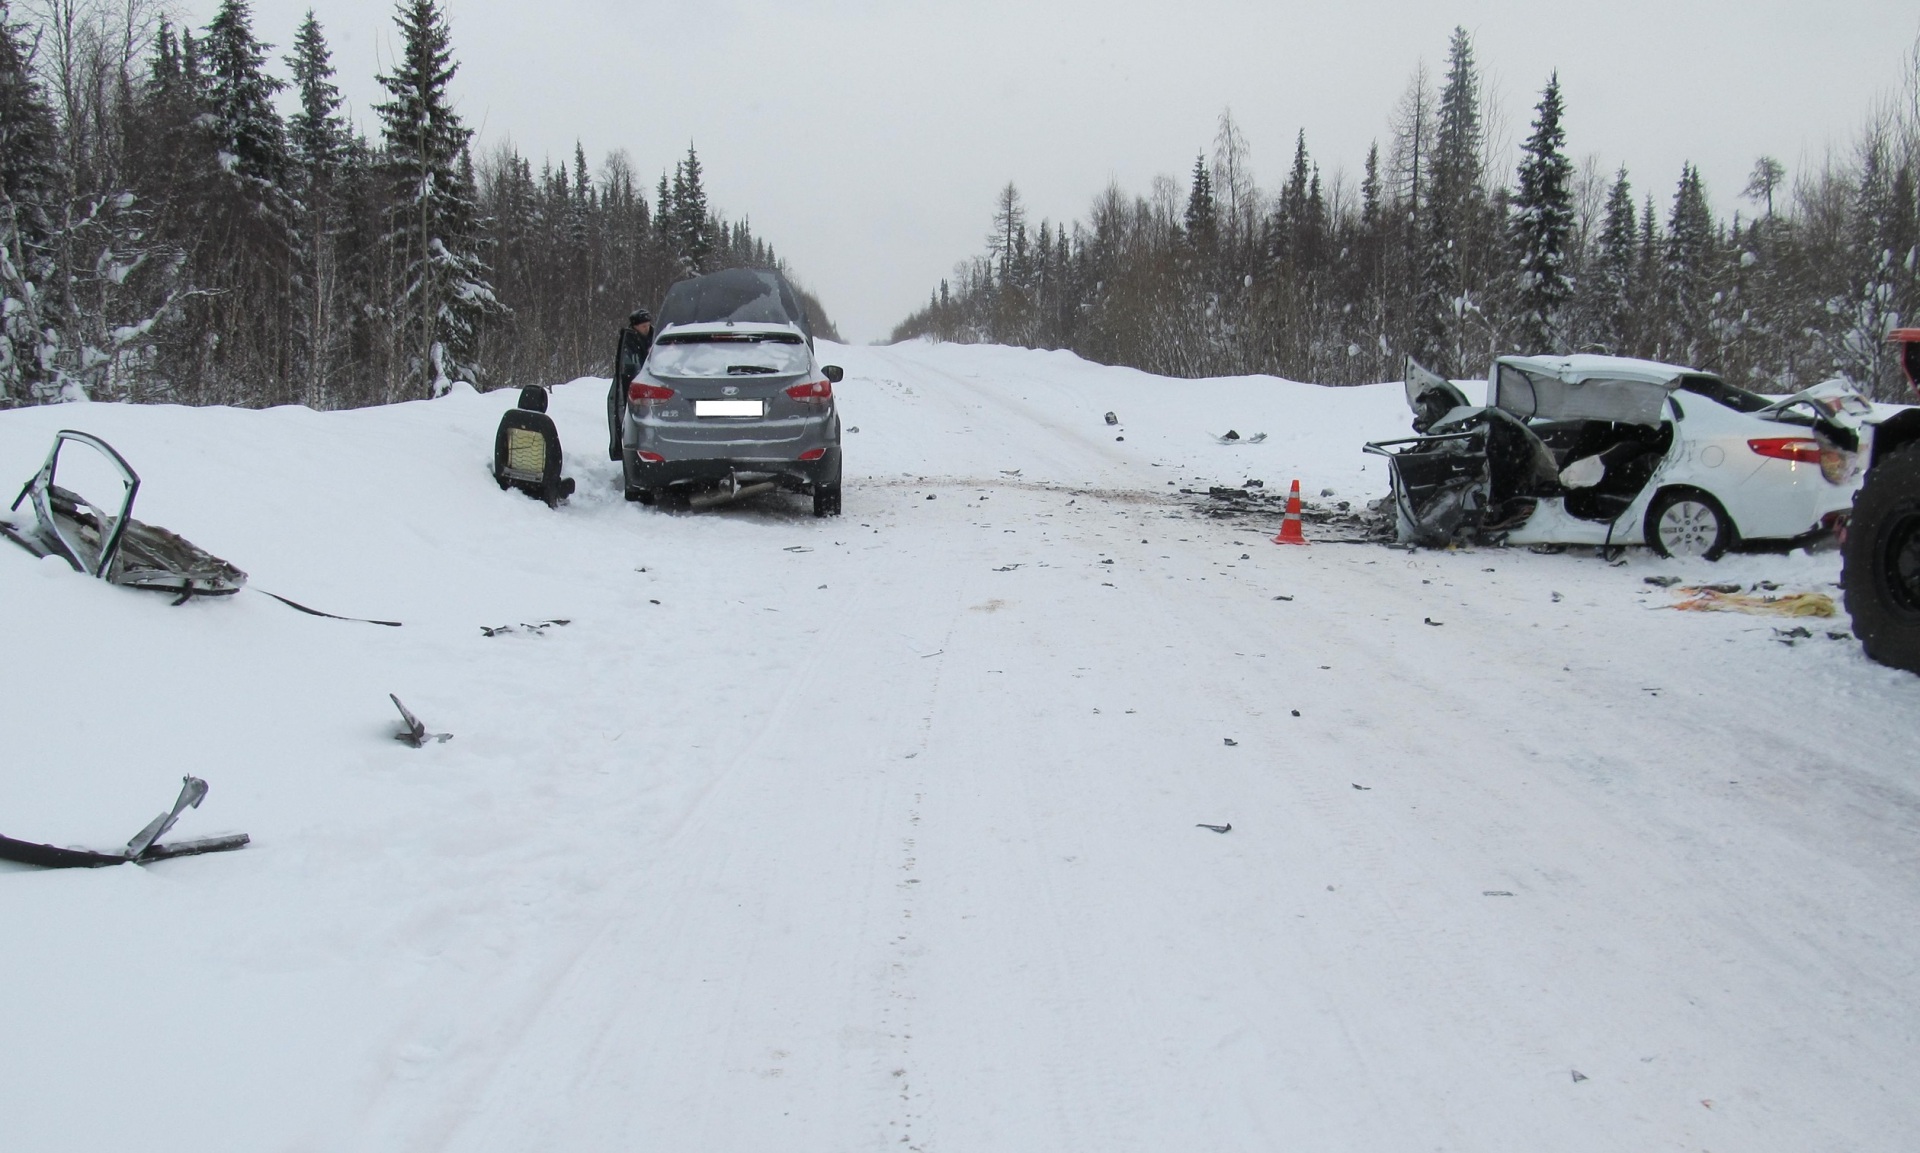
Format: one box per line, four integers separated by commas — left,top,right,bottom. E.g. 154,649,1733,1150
256,589,403,627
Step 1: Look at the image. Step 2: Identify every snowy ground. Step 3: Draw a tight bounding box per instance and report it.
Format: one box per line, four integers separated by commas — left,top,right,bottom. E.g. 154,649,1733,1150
3,339,1917,1151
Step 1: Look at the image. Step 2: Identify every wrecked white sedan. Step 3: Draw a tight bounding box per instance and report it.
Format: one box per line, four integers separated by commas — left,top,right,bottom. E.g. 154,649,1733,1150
1364,355,1881,558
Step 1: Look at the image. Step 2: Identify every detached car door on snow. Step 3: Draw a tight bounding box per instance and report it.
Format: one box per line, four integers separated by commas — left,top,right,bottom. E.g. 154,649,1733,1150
3,431,247,597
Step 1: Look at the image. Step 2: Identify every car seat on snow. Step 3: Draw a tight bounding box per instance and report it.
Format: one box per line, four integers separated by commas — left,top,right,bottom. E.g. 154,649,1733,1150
493,386,576,508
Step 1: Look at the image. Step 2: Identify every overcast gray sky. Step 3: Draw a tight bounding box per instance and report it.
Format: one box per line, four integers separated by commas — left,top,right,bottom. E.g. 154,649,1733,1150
243,0,1919,342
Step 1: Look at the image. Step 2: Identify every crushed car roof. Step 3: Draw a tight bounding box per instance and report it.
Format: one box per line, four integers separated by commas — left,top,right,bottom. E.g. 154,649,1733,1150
1494,354,1706,386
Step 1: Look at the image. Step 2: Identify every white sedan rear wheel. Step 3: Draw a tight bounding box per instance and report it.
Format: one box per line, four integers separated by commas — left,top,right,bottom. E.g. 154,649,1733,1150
1648,491,1732,560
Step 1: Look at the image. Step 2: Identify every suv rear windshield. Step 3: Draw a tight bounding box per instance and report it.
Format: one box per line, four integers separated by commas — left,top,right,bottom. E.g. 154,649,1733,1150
650,333,809,379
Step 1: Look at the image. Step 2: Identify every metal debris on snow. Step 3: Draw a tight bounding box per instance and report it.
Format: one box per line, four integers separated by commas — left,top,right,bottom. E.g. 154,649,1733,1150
0,776,250,868
391,694,452,747
480,619,571,637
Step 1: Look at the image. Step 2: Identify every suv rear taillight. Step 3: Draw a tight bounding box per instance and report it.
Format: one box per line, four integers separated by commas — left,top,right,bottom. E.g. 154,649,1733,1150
1748,437,1823,465
786,380,833,403
628,382,674,403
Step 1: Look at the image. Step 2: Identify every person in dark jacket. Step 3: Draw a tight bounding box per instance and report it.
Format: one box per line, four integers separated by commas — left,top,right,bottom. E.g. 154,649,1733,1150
608,308,655,460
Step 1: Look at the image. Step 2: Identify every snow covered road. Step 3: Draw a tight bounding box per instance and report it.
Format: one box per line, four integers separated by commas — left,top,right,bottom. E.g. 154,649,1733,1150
3,340,1918,1150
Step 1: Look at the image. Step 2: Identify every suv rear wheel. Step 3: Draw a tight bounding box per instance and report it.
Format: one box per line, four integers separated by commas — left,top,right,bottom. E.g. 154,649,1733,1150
810,481,840,517
812,482,841,518
1844,445,1920,673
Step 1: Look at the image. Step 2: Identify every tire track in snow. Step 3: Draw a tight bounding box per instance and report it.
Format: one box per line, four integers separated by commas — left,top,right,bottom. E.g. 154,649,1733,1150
358,541,902,1150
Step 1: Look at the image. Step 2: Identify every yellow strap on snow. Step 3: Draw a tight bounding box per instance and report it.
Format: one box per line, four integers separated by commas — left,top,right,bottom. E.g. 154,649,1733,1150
1667,589,1837,618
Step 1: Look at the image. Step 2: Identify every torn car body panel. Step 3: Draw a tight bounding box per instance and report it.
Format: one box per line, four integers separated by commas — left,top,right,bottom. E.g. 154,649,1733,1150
1365,356,1881,551
2,431,246,597
0,776,249,869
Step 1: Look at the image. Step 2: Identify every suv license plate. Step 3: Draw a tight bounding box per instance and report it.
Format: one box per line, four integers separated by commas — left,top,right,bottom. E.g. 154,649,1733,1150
695,400,764,418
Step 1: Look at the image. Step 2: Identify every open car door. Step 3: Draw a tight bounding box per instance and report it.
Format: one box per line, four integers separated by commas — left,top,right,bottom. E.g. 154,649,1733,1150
3,431,246,598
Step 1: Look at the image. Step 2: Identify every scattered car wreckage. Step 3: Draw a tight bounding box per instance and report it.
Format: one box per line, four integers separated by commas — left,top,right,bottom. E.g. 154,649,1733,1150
0,776,249,869
1176,481,1393,543
2,430,246,600
1364,356,1888,559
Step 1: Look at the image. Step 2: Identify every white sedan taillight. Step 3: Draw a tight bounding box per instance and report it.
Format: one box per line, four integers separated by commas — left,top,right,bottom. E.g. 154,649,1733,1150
1748,437,1854,485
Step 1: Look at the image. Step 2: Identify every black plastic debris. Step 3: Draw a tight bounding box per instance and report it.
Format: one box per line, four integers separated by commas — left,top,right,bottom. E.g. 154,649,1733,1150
1104,412,1118,426
1424,617,1444,626
1223,738,1238,747
1290,709,1301,717
391,694,452,747
3,430,246,600
1352,783,1371,791
1571,1070,1589,1083
0,776,249,868
1196,823,1231,834
1644,575,1683,587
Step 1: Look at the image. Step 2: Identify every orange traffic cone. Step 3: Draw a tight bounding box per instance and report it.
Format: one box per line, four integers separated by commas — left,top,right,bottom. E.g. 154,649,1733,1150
1272,479,1309,545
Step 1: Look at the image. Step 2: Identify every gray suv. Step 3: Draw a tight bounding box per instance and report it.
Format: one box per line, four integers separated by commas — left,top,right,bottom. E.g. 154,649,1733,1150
618,268,843,516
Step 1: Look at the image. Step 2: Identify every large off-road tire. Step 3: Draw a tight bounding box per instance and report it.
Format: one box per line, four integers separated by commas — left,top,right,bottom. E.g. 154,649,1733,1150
1647,488,1734,560
1844,445,1920,674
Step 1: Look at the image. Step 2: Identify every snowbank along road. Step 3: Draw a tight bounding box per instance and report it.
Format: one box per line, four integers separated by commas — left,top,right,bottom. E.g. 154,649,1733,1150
2,339,1917,1151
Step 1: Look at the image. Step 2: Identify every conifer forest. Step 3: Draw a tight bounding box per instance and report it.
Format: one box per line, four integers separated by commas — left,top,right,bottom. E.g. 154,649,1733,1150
0,0,831,410
893,28,1920,404
3,7,1917,411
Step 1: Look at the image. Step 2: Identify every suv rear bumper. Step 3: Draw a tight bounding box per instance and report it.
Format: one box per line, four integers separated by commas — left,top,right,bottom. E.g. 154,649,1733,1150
624,446,841,493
